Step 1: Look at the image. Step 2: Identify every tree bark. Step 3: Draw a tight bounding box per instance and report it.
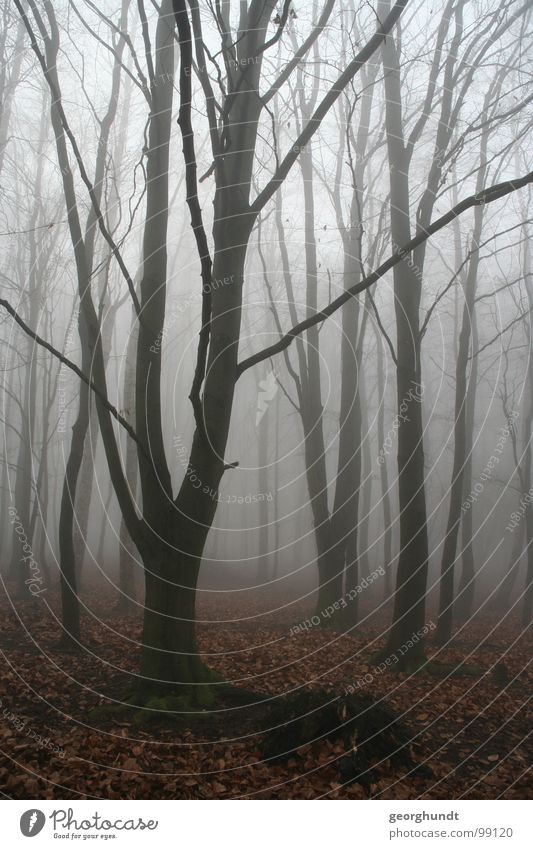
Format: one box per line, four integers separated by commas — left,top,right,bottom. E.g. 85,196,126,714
380,5,429,665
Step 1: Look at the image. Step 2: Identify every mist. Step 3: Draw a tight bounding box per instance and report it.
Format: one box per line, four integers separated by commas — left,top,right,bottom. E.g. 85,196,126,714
0,0,531,804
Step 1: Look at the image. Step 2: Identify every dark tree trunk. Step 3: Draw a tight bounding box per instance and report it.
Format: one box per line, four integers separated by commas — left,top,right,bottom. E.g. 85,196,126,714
376,335,393,598
58,334,90,649
117,305,139,611
522,506,533,625
257,365,271,583
454,310,478,622
496,519,524,612
380,15,428,665
139,545,203,694
436,114,488,643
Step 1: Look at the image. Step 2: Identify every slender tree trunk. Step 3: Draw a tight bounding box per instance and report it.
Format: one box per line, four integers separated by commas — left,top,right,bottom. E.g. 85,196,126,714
329,232,363,625
58,336,90,648
376,336,393,597
0,346,15,568
522,505,533,625
117,305,139,611
8,105,43,593
436,223,484,641
380,12,428,665
272,387,280,581
496,517,525,611
358,373,372,578
455,310,478,621
436,113,489,642
520,222,533,625
257,364,270,583
272,151,337,615
300,146,342,614
0,6,26,176
75,61,135,581
95,478,113,570
30,0,133,644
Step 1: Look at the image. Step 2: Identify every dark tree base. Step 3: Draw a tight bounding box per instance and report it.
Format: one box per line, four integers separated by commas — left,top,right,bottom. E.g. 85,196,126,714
260,689,423,792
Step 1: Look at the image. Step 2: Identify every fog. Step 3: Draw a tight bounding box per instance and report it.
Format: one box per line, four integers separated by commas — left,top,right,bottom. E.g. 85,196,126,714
0,0,532,801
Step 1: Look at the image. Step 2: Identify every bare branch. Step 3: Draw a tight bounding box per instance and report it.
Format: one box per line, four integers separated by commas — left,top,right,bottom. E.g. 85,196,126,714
253,0,292,60
16,0,143,320
251,0,409,215
0,297,149,460
263,0,336,105
237,170,533,376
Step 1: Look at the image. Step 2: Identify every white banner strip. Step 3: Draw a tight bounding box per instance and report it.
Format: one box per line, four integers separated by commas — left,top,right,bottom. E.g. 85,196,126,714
3,799,532,848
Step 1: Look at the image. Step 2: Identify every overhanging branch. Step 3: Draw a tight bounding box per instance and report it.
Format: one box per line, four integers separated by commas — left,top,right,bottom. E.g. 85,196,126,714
0,297,150,460
237,171,533,376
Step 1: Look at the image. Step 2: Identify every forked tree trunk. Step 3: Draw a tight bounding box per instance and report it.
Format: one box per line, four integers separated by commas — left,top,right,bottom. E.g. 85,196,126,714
21,0,410,696
138,236,252,693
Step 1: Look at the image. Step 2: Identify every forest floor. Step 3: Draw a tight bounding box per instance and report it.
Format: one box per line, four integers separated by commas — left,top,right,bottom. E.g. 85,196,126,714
0,585,531,799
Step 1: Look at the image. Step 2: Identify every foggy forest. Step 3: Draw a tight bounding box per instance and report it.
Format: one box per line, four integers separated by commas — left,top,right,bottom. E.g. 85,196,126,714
0,0,532,802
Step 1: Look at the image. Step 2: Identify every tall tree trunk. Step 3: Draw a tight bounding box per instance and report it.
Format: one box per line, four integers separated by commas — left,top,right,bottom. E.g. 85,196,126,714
118,305,139,611
272,386,281,581
496,516,524,611
520,221,533,625
8,102,44,593
0,6,26,176
0,346,15,568
455,309,478,621
376,335,393,597
138,0,282,689
74,60,135,584
380,9,428,665
257,362,271,583
58,1,128,639
379,0,466,663
358,372,372,578
272,158,336,615
436,102,490,642
30,0,132,644
58,334,90,648
522,504,533,625
299,145,341,614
